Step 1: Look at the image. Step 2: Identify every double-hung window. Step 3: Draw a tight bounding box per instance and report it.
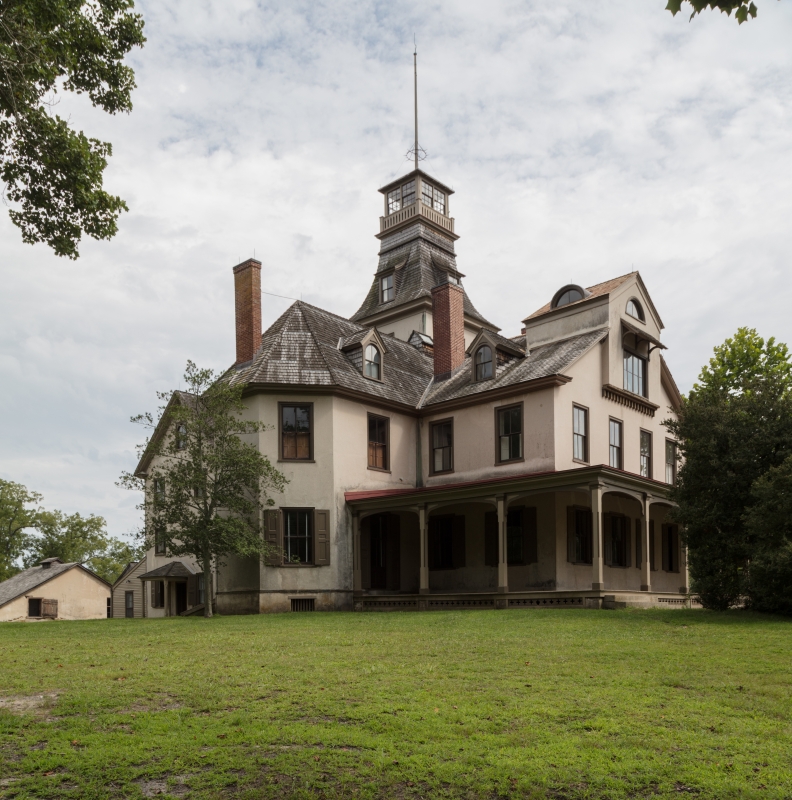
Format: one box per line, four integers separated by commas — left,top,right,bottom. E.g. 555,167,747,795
280,404,312,460
609,419,623,469
573,406,588,462
380,274,394,303
283,509,313,564
368,414,389,471
154,526,166,556
665,440,677,484
197,573,205,605
624,351,647,397
497,405,522,463
640,430,652,478
431,420,453,474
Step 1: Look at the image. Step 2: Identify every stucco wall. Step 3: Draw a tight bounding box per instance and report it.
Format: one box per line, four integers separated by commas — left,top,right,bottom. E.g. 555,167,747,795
375,309,480,346
0,567,109,622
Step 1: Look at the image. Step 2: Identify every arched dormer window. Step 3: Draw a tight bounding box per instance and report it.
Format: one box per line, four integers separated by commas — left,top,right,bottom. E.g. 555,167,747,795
475,345,493,381
626,298,645,322
551,284,589,310
364,344,381,380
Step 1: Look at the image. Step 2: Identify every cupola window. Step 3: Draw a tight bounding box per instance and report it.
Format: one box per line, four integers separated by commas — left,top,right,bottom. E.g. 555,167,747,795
380,274,394,303
364,344,382,380
422,181,434,207
475,345,493,381
626,299,645,322
387,188,401,214
401,180,415,206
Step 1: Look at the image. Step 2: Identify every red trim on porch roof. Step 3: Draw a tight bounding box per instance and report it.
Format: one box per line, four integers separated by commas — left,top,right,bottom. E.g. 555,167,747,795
344,464,670,503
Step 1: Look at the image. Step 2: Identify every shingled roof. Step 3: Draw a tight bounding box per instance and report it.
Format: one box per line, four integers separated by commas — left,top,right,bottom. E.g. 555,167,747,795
525,273,634,321
0,560,108,609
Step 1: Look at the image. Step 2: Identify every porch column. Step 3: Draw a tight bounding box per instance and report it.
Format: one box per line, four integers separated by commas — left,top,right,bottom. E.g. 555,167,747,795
591,483,604,591
497,495,508,593
641,495,651,592
681,541,690,595
419,504,429,594
352,513,362,592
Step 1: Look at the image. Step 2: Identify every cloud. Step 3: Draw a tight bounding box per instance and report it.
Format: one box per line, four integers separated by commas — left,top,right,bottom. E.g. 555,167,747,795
1,0,791,536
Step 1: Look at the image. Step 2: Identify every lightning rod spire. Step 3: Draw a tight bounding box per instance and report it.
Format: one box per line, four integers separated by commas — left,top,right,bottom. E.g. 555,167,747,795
413,39,419,171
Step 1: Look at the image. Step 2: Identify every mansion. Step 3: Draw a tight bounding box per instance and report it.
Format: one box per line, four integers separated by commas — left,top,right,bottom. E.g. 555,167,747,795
127,167,687,616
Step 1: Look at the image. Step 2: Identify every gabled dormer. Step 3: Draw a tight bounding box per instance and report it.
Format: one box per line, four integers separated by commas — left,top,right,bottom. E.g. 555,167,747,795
466,329,526,383
338,327,389,382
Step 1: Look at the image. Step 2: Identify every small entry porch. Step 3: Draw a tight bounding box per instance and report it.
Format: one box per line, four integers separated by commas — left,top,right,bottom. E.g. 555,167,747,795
139,561,200,617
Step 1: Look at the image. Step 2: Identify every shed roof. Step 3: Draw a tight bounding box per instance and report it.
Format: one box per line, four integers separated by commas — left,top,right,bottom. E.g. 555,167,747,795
0,560,109,609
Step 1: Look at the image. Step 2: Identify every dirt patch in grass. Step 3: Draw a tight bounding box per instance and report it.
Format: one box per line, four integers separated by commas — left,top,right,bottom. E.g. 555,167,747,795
135,774,192,797
0,692,59,716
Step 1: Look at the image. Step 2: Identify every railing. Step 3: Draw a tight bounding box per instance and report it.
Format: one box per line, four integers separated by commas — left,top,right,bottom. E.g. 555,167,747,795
380,201,455,234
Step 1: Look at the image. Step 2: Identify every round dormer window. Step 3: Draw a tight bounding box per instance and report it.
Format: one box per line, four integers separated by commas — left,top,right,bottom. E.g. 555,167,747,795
626,299,645,322
551,284,588,309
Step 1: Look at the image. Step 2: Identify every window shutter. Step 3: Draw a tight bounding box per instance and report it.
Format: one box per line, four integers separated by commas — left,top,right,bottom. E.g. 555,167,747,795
661,525,669,572
428,517,440,570
187,573,197,606
649,521,656,571
386,514,401,590
669,525,679,573
624,520,631,568
484,511,498,567
314,509,331,566
42,599,58,619
452,516,466,569
524,507,538,564
635,519,642,568
603,513,613,567
567,507,576,563
264,509,283,566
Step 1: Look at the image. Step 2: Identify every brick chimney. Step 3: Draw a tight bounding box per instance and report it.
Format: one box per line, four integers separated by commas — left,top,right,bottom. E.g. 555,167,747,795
233,258,262,365
431,280,466,379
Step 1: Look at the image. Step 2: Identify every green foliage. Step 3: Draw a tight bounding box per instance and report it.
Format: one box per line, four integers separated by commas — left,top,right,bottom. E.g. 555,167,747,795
119,361,288,617
0,611,790,798
0,0,145,258
666,328,792,610
0,478,42,581
23,509,142,583
666,0,759,23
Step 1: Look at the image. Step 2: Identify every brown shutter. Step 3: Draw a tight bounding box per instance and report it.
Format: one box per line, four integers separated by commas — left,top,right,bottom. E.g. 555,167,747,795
428,517,439,570
670,525,679,573
151,581,157,607
187,573,197,606
567,507,576,563
484,511,498,567
386,514,401,590
649,521,656,571
624,518,631,568
603,513,613,567
452,516,466,569
524,507,538,564
661,525,669,572
264,509,282,566
41,599,58,619
635,519,642,568
314,509,330,566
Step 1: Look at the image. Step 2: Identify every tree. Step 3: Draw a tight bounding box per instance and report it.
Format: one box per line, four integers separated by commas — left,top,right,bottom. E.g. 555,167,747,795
666,0,760,24
0,478,42,581
666,328,792,609
23,509,141,583
0,0,145,258
119,361,288,618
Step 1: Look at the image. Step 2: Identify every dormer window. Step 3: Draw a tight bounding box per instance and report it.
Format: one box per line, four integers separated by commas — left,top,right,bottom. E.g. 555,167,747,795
364,344,381,380
475,345,493,381
380,274,394,303
626,299,645,322
556,288,583,307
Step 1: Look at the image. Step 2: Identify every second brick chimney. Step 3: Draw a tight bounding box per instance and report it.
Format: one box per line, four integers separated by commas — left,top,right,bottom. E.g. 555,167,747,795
431,280,466,379
233,258,262,365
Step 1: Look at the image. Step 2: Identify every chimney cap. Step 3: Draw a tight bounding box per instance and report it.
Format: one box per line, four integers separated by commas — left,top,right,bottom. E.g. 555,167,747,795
232,258,262,274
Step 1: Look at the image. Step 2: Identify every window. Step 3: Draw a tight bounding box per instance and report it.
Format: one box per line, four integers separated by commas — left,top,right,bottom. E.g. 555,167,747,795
380,274,394,303
154,526,166,556
153,479,164,502
431,420,453,474
387,188,401,213
665,440,677,485
176,424,186,450
421,181,434,207
497,405,522,463
284,509,313,564
475,345,493,381
401,180,415,207
107,597,112,618
125,591,134,618
568,508,592,564
280,404,312,460
368,414,389,470
433,187,446,214
555,288,583,307
608,515,630,567
626,299,645,322
624,351,647,397
197,573,205,605
28,598,41,617
573,405,588,462
364,344,381,380
662,524,680,573
609,419,623,469
506,509,524,564
640,430,652,478
151,580,164,608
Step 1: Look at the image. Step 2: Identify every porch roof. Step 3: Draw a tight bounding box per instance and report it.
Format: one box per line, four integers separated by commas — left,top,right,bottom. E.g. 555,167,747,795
139,562,194,581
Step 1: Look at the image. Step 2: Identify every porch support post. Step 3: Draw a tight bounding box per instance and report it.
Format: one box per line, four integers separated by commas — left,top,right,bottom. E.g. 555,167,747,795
497,494,508,593
641,494,651,592
352,513,362,593
419,504,429,594
591,483,604,591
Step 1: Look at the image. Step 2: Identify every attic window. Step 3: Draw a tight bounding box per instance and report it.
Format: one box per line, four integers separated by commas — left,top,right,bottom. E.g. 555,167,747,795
380,274,394,303
626,299,645,322
475,346,493,381
364,344,382,380
555,288,583,308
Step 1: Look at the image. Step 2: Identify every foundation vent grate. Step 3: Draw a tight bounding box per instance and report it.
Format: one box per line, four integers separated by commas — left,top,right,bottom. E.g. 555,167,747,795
291,598,315,612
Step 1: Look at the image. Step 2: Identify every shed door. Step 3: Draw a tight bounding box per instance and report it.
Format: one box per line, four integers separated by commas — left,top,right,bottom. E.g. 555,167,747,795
41,599,58,619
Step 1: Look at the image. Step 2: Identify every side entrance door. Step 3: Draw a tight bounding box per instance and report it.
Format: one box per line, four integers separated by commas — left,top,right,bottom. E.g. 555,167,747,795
125,591,134,618
175,583,188,615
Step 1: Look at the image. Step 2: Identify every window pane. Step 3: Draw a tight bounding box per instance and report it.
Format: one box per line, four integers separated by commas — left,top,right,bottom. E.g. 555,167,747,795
624,352,646,397
433,188,445,214
284,510,312,563
609,420,622,468
388,188,401,213
665,441,676,484
402,180,415,206
422,181,433,206
380,275,394,303
556,289,583,308
475,346,493,381
364,345,381,379
282,406,311,459
573,406,587,461
640,431,652,478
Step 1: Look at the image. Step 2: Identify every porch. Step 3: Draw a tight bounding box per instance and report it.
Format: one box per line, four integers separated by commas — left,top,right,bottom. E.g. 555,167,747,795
345,465,690,610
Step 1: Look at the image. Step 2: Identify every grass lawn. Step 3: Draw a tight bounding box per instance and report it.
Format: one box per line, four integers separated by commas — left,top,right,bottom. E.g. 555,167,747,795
0,609,790,799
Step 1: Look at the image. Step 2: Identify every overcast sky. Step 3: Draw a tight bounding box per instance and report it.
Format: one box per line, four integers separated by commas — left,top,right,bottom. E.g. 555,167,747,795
2,0,791,540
